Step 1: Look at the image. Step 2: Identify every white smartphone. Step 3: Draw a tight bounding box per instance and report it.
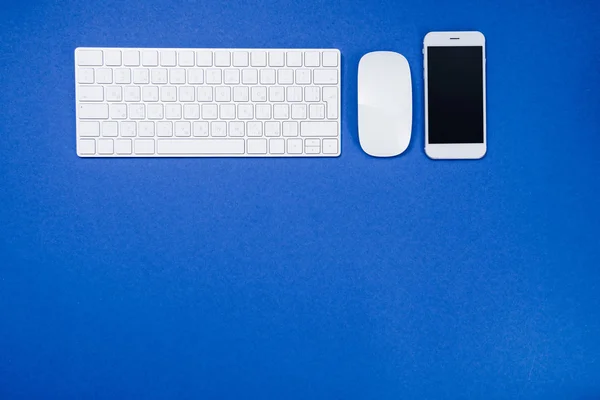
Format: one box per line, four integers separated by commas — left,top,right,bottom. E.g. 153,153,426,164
423,31,487,159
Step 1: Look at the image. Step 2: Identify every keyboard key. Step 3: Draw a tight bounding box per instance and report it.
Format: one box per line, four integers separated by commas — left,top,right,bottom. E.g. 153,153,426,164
179,87,195,102
142,51,158,66
79,121,100,137
139,121,155,137
160,86,177,102
77,50,102,66
196,51,212,66
229,121,245,137
188,68,204,84
286,51,302,67
322,51,338,67
157,139,245,155
251,87,267,102
309,104,325,119
322,138,339,154
295,69,311,84
260,69,276,85
304,51,320,67
104,50,122,66
78,86,104,102
232,51,249,67
142,86,159,102
157,121,173,137
175,121,191,137
300,121,337,137
165,104,182,119
305,145,320,154
193,121,209,137
282,121,298,136
247,139,267,154
197,87,213,102
123,86,141,102
247,121,262,137
178,51,195,66
97,139,114,155
170,69,186,84
265,121,280,137
121,121,136,136
269,138,285,154
238,104,253,119
287,138,303,154
211,121,227,137
242,69,258,84
129,104,145,119
269,86,285,102
305,87,320,102
160,51,177,66
323,87,338,119
134,139,155,155
102,121,118,137
256,104,271,119
133,68,149,84
313,69,338,85
79,104,108,119
273,104,289,120
269,51,284,67
106,86,122,102
278,69,294,85
151,68,168,84
215,87,231,102
206,69,222,84
77,68,94,84
220,104,236,120
96,68,113,84
115,139,132,154
224,69,240,84
291,104,307,119
114,68,131,84
110,104,127,120
286,87,302,102
183,104,200,119
214,51,231,67
251,51,267,67
123,50,140,66
147,104,164,119
202,104,218,119
79,139,96,155
233,86,249,102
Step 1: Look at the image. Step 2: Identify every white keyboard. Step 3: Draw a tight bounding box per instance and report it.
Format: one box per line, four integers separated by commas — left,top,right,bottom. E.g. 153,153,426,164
75,47,341,157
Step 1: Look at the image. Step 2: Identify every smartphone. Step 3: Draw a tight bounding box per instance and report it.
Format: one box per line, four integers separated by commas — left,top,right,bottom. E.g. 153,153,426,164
423,31,487,159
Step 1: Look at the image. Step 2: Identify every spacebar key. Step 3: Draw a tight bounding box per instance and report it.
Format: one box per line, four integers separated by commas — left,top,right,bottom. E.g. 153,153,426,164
157,139,245,155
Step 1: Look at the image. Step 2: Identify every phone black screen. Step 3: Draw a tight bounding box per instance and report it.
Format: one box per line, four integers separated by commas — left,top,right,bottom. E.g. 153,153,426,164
427,46,484,144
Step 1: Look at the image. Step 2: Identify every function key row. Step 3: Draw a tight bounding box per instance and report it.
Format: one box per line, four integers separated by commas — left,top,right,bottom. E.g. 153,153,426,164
77,49,339,68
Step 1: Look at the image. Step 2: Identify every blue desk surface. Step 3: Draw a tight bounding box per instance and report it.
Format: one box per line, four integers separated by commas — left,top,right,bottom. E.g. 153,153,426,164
1,0,600,398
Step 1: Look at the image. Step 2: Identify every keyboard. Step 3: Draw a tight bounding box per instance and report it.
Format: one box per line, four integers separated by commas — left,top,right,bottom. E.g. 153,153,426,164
75,47,341,157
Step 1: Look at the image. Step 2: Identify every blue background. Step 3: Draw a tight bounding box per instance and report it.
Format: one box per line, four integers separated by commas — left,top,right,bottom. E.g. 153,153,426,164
1,0,600,398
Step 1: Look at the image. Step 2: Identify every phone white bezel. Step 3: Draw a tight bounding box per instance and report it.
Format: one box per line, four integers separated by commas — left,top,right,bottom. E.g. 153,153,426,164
423,31,487,160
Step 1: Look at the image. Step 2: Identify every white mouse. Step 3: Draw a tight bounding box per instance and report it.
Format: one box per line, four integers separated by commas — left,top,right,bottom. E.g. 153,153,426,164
358,51,412,157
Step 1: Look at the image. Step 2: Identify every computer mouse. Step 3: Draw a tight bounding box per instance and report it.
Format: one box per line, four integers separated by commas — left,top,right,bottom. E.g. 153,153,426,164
358,51,412,157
